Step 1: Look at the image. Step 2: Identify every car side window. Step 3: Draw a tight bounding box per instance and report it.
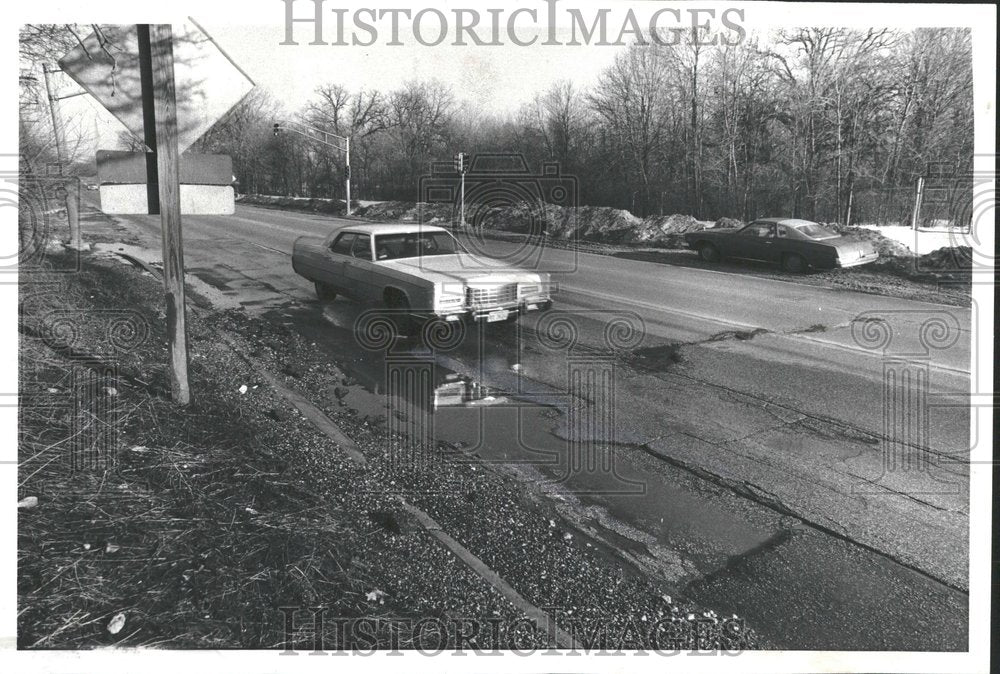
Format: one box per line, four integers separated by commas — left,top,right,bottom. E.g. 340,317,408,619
742,223,774,238
329,233,355,255
351,234,372,260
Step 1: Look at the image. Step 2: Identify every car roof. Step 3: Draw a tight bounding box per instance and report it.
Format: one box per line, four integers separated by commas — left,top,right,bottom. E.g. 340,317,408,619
753,217,820,227
336,223,449,235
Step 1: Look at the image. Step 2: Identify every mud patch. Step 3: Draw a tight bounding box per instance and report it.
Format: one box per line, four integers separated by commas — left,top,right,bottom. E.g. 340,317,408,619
622,343,685,370
706,328,769,342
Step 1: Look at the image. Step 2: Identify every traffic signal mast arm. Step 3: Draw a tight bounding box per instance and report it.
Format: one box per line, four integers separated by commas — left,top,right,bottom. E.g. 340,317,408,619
274,120,352,215
273,119,349,153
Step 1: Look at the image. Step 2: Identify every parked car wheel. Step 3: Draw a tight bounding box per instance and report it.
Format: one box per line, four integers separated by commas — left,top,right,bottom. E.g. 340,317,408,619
384,289,415,336
698,242,721,262
314,281,337,301
782,253,808,273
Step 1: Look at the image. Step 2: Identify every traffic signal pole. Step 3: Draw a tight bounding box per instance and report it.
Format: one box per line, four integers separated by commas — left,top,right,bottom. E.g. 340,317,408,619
274,120,351,215
456,152,466,227
345,136,351,216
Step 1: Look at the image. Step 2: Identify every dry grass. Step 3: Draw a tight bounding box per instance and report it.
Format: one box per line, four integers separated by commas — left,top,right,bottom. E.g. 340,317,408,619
17,252,373,649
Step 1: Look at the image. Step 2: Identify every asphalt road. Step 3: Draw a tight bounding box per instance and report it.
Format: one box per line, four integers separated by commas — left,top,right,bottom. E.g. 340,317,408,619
100,202,970,650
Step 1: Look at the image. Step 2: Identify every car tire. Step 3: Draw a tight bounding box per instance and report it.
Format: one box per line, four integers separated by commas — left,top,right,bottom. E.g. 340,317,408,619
782,253,807,273
384,290,415,337
698,242,721,263
314,281,337,301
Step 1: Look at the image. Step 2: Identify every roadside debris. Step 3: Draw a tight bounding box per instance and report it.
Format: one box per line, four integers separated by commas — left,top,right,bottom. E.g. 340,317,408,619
106,612,127,635
365,589,386,604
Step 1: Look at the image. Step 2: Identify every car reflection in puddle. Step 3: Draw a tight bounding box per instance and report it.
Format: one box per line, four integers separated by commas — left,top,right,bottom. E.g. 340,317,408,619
432,373,509,409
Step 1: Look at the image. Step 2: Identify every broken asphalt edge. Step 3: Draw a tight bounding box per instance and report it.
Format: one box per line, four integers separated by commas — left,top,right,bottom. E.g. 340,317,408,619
113,248,581,650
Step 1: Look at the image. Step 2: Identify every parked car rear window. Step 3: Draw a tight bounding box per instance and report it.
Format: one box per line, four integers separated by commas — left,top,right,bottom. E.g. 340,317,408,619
374,232,460,260
794,224,838,240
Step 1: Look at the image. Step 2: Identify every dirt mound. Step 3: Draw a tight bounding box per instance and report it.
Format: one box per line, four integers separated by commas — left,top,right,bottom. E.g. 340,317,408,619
631,214,708,248
354,201,455,223
241,194,924,263
238,194,347,215
917,246,973,271
569,206,642,243
353,200,415,220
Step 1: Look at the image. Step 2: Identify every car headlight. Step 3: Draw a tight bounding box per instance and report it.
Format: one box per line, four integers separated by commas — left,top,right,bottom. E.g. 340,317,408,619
435,292,465,309
519,282,550,298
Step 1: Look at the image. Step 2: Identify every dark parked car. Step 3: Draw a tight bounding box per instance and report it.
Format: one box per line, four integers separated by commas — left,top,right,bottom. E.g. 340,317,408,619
684,218,879,272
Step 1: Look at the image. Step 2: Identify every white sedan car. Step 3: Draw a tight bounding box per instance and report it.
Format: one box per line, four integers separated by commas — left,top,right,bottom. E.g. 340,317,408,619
292,223,552,325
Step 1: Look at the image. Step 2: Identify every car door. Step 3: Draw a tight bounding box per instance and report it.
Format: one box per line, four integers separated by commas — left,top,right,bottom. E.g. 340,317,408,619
347,233,376,302
735,222,778,261
774,223,806,261
324,232,356,294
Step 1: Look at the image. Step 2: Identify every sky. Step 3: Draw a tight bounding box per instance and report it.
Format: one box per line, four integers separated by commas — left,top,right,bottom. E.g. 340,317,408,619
35,1,995,161
205,23,629,116
50,18,635,157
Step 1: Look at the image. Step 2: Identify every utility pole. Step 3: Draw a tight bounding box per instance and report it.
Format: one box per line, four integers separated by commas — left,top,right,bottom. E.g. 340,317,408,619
41,63,80,246
139,23,191,405
456,152,466,227
344,136,351,216
911,176,925,231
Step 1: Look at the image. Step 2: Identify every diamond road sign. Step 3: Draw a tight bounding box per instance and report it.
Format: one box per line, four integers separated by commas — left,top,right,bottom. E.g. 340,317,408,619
57,20,254,154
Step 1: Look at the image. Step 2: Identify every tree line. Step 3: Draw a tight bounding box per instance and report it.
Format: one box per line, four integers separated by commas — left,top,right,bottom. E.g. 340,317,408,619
21,25,973,225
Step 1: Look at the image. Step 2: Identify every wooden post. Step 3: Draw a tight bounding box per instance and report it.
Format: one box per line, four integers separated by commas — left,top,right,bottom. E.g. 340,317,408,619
141,24,191,405
136,26,160,215
42,63,81,246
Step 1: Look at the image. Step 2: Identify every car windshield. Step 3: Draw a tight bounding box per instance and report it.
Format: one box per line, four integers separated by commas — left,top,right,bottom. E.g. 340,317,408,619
374,231,461,261
793,223,839,240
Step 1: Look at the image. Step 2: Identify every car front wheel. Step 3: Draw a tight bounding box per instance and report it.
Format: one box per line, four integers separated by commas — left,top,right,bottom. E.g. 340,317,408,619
698,242,721,262
314,281,337,301
384,291,416,336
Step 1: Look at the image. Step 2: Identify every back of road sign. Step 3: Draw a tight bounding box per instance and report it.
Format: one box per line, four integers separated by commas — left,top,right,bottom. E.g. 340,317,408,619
58,21,254,155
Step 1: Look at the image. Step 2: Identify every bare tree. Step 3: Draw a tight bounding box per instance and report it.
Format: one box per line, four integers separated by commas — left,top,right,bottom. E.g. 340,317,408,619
589,45,675,215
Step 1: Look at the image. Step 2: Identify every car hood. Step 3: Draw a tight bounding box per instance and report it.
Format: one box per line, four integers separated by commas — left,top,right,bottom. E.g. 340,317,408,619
378,254,546,285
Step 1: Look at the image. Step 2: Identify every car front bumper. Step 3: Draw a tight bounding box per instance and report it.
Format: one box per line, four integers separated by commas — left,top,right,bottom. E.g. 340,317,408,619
435,298,553,322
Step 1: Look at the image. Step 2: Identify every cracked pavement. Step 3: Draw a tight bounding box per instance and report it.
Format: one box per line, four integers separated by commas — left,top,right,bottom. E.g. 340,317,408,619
89,199,970,650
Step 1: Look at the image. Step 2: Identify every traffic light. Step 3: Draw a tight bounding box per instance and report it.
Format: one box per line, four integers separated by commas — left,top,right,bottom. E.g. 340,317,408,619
273,123,280,137
344,165,351,179
455,152,465,174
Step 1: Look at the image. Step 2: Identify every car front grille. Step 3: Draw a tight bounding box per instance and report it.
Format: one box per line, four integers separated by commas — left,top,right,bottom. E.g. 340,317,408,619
466,283,518,309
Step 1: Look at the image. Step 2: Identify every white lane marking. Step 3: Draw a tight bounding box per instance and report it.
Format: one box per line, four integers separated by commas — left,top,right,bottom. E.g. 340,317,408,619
566,249,974,310
557,285,972,377
240,204,971,312
245,241,291,256
558,284,770,331
216,209,977,377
